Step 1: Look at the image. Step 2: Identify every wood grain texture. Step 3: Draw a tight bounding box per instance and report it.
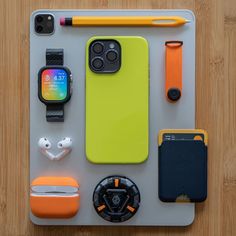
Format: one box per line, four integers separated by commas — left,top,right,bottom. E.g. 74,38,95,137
0,0,235,235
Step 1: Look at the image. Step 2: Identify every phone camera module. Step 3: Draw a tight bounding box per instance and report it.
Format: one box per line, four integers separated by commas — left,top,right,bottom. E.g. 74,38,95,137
91,57,104,70
89,39,121,73
34,14,54,35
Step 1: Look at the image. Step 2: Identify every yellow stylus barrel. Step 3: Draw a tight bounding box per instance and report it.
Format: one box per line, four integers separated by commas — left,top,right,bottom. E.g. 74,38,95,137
60,16,190,27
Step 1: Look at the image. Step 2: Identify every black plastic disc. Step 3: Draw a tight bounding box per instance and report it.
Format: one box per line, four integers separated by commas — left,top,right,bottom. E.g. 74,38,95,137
167,88,181,101
93,176,140,223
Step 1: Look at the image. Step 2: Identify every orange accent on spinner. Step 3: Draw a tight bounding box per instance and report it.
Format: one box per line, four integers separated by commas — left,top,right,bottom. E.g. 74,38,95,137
165,41,183,102
97,205,106,212
114,178,119,187
127,205,135,212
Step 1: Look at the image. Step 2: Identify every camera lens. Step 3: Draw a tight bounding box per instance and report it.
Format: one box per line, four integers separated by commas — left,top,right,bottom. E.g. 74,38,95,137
92,42,104,54
106,50,118,62
46,21,53,28
92,57,104,70
36,15,43,23
36,25,43,33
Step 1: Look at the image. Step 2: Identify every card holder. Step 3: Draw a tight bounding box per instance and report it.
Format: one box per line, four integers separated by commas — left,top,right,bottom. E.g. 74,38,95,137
30,177,80,218
158,130,208,202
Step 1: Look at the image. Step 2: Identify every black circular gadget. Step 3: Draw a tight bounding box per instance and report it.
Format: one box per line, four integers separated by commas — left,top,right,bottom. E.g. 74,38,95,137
167,88,181,101
38,49,72,122
93,176,140,223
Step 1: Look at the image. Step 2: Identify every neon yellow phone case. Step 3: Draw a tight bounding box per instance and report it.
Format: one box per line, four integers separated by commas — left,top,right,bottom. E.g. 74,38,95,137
86,36,149,164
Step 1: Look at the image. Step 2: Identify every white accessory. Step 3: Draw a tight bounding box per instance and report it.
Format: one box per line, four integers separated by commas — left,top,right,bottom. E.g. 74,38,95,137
38,137,72,161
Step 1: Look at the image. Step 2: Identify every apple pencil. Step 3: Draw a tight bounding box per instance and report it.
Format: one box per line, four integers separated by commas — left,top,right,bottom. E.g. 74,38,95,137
60,16,190,27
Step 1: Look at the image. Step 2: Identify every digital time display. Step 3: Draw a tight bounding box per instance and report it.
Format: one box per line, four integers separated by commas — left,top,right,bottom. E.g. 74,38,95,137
41,69,68,101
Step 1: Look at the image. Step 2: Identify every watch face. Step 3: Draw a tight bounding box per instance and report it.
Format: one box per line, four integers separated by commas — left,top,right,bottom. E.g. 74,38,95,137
41,68,69,101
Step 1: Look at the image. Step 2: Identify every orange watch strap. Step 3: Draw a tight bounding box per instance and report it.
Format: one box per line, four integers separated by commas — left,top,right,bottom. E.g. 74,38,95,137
165,41,183,102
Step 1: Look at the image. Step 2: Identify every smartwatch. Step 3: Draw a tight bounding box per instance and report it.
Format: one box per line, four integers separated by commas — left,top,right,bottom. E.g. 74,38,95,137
38,49,72,122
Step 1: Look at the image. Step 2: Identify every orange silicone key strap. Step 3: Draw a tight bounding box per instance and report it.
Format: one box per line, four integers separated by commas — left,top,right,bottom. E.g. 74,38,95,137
165,41,183,102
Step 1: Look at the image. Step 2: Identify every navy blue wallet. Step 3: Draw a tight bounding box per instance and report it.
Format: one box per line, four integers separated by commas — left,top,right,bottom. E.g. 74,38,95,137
158,130,208,202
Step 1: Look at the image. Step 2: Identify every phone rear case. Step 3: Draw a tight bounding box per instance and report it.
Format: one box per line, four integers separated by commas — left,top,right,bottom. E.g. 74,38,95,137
86,36,149,164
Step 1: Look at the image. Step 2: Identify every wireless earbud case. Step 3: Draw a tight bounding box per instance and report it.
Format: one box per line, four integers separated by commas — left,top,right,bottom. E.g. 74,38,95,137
30,177,80,218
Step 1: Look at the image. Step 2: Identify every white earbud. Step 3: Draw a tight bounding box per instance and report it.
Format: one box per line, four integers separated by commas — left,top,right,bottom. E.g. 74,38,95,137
55,137,72,161
38,137,52,149
57,137,72,149
38,137,72,161
38,137,55,160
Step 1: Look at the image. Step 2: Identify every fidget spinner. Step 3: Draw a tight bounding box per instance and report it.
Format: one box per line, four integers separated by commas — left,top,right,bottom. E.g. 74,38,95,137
93,176,140,223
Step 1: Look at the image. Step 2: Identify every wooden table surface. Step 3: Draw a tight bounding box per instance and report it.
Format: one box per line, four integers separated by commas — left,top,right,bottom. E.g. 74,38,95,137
0,0,236,235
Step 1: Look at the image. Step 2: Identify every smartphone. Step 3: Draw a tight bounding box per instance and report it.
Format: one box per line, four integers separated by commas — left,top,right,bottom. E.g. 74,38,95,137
86,36,149,164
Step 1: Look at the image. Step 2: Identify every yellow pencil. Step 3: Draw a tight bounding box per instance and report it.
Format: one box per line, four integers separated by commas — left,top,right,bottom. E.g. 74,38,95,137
60,16,190,27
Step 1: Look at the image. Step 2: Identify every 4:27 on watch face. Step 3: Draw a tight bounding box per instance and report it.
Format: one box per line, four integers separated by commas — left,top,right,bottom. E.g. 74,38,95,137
41,68,68,101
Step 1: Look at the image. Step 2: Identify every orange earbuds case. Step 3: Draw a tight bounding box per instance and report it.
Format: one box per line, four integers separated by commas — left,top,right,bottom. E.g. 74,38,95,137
30,177,80,218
